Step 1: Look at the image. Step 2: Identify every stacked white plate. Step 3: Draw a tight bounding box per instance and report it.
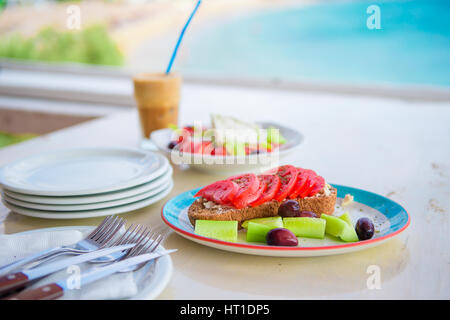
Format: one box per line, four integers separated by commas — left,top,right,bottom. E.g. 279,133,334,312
0,148,173,219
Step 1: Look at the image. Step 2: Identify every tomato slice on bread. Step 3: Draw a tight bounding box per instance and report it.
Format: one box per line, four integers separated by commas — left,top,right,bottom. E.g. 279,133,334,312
251,176,268,203
194,166,326,208
289,168,309,199
297,169,318,198
194,180,239,205
227,173,261,209
250,174,281,207
306,175,325,197
265,165,298,202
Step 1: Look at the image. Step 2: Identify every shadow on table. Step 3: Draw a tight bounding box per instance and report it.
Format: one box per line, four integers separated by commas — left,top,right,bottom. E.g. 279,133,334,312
165,233,410,298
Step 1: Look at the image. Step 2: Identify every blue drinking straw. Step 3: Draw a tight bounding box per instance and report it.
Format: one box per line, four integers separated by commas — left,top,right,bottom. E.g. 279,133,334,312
165,0,202,74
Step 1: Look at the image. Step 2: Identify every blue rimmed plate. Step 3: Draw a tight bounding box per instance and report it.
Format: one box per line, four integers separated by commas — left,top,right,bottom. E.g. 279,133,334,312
162,184,410,257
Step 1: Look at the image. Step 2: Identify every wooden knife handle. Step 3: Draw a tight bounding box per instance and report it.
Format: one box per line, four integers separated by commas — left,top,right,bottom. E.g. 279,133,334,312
0,272,29,296
7,283,64,300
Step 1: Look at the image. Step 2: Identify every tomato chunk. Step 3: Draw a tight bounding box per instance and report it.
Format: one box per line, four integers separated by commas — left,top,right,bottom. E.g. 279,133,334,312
227,173,261,209
178,139,195,153
194,180,239,205
191,141,211,154
211,147,227,156
250,174,281,207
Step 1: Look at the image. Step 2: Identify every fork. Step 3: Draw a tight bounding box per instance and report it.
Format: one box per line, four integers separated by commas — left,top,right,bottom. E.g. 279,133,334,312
5,228,173,300
0,215,126,275
88,223,166,268
103,226,166,272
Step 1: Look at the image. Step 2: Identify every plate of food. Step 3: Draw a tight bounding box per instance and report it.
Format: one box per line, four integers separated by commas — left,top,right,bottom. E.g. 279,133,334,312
161,165,410,257
150,114,303,174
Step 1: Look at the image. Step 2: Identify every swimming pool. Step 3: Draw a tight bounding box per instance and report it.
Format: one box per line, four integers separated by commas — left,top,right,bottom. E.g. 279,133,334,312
180,0,450,88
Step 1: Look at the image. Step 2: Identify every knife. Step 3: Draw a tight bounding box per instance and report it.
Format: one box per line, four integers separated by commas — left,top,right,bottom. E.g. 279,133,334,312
0,243,135,296
8,249,177,300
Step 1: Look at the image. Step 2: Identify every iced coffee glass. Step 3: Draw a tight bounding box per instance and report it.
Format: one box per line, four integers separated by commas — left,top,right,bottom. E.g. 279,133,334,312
133,72,181,146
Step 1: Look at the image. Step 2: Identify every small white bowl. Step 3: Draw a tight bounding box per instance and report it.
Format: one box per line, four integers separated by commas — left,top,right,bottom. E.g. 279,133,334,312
150,122,303,174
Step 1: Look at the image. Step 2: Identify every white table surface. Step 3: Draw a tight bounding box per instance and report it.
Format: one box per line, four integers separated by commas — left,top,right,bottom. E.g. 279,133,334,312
0,82,449,299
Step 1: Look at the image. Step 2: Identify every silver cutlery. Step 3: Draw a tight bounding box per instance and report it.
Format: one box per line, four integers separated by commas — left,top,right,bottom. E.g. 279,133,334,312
7,229,175,300
89,223,165,265
0,215,126,275
8,249,176,300
0,243,135,296
103,225,167,273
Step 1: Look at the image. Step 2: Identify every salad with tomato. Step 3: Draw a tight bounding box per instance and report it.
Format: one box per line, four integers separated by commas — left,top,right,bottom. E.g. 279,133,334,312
166,114,287,156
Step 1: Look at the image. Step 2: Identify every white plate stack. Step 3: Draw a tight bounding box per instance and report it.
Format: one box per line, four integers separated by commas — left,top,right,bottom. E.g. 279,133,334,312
0,148,174,219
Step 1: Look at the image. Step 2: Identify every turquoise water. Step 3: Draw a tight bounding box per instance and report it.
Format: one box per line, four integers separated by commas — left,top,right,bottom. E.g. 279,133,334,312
180,0,450,87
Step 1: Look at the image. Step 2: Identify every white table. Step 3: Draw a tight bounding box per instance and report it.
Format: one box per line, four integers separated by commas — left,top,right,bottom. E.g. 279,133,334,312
0,82,449,299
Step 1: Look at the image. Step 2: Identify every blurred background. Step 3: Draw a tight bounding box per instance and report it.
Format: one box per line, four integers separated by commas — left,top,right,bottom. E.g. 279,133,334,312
0,0,449,148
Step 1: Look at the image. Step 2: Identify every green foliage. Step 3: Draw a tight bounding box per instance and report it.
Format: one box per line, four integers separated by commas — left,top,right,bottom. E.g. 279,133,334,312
0,132,37,148
0,25,124,66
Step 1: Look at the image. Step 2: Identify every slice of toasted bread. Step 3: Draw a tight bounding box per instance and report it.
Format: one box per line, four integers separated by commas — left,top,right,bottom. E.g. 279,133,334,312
188,187,337,229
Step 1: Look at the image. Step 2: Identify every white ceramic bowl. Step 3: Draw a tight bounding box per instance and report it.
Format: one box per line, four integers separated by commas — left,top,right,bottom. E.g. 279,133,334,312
150,121,303,174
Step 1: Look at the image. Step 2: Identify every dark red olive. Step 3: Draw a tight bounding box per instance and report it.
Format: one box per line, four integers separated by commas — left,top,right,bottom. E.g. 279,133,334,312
355,217,375,240
167,141,178,150
266,228,298,246
278,200,300,217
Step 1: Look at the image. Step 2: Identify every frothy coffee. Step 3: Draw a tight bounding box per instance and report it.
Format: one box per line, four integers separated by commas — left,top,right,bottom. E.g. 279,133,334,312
133,72,181,138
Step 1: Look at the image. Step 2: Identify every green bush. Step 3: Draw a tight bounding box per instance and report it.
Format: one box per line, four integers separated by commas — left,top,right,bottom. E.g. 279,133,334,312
0,25,124,66
0,132,37,148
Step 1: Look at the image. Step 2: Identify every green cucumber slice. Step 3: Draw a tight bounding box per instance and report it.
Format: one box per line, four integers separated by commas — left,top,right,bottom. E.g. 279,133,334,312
340,224,359,242
242,216,283,229
339,212,353,226
321,214,359,242
338,213,358,242
283,217,326,239
321,214,348,237
267,127,287,144
194,220,238,242
246,222,272,243
224,141,246,156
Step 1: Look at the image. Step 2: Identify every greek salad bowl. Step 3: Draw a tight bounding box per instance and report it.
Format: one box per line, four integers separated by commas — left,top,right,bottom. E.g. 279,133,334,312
150,119,304,174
